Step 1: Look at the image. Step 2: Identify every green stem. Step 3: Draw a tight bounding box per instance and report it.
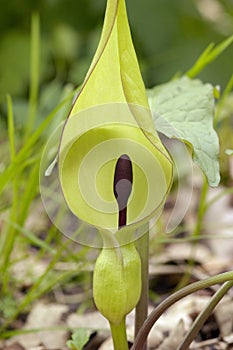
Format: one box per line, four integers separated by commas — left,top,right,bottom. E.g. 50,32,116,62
110,319,129,350
131,271,233,350
134,230,149,350
177,280,233,350
0,95,20,291
193,177,209,238
215,73,233,126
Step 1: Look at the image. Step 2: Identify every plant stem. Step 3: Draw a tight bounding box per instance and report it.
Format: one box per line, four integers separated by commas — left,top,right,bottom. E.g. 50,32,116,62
134,229,149,350
131,271,233,350
177,280,233,350
110,319,129,350
215,73,233,126
193,177,209,238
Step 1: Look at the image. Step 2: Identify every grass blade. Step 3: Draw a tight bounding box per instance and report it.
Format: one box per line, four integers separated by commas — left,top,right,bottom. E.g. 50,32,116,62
186,35,233,78
24,12,40,139
6,94,16,160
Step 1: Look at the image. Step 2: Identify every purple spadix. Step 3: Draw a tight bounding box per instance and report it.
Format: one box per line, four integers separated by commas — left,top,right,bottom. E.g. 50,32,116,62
113,154,133,228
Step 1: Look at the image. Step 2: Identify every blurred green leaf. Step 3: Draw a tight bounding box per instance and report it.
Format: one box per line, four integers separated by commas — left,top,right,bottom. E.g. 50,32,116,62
67,329,92,350
148,76,220,186
0,32,30,100
51,24,81,61
186,34,233,78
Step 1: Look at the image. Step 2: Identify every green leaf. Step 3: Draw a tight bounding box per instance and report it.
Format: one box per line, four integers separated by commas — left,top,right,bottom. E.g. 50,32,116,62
186,34,233,78
66,329,92,350
6,95,16,160
148,76,220,187
0,32,30,100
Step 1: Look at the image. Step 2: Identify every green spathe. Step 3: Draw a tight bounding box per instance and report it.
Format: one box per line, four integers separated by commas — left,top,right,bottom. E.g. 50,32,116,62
59,107,171,232
59,0,173,232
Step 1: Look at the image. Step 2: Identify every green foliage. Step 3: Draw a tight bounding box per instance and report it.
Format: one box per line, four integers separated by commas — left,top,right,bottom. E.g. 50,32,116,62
216,90,233,183
0,32,30,99
148,76,220,186
67,329,93,350
0,296,18,320
186,34,233,78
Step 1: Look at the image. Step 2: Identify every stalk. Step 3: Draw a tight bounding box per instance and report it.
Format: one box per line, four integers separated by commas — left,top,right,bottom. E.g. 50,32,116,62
177,280,233,350
131,271,233,350
110,319,129,350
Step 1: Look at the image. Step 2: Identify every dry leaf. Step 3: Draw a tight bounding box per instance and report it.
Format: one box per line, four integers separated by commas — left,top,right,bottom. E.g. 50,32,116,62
7,302,69,350
67,311,109,331
215,296,233,337
156,319,186,350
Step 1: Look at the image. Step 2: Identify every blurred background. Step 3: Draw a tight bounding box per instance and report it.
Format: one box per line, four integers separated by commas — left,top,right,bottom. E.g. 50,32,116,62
0,0,233,111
